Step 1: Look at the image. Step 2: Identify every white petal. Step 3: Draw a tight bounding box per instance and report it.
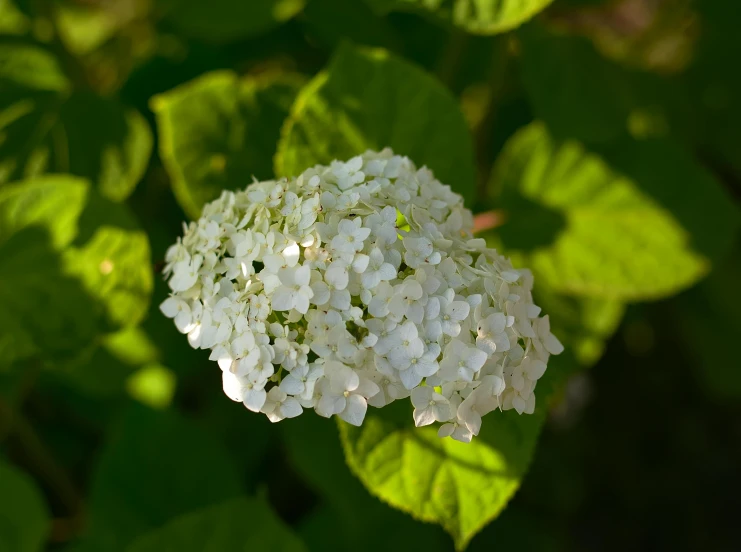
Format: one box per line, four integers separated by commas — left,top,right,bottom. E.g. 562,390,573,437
512,395,526,414
243,387,267,412
399,367,423,389
543,332,564,355
271,288,294,311
411,386,432,407
413,407,435,427
279,376,304,395
437,423,455,438
280,397,303,419
448,301,470,321
339,394,367,426
352,254,370,273
222,372,244,402
159,297,181,318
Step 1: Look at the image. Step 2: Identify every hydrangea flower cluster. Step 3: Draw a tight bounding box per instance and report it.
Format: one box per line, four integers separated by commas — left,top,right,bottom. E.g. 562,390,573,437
160,150,563,442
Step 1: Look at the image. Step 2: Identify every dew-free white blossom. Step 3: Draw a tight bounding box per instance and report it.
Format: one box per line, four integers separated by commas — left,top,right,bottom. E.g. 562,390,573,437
160,149,563,441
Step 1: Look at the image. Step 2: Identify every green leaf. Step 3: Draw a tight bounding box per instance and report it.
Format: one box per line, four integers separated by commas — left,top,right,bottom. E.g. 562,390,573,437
276,43,476,205
0,227,99,367
0,176,153,364
339,398,547,551
283,414,450,551
126,497,307,552
0,44,152,201
534,290,623,367
365,0,554,35
0,43,69,91
58,93,154,202
518,24,675,144
162,0,306,43
59,327,161,398
491,122,739,300
518,23,701,146
65,224,152,328
674,241,741,402
87,404,243,550
0,0,30,35
0,460,50,552
301,0,402,50
152,71,303,219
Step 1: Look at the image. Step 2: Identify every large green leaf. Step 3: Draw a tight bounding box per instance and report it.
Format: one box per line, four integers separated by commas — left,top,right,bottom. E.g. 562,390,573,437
365,0,554,35
86,404,243,550
491,122,739,300
339,396,547,550
276,43,477,205
0,44,152,201
483,231,625,368
162,0,305,43
58,327,161,398
282,414,449,552
0,176,153,365
152,71,302,218
674,241,741,402
534,290,623,367
301,0,402,50
0,0,29,35
518,24,680,144
126,497,307,552
0,460,50,552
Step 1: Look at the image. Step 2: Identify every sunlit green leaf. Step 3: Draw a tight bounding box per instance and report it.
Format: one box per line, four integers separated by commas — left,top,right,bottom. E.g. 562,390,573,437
491,122,739,300
0,0,29,35
162,0,306,43
276,43,476,205
0,176,153,365
365,0,554,35
126,363,176,409
0,44,152,201
87,404,243,550
152,71,302,218
0,460,50,552
339,398,546,550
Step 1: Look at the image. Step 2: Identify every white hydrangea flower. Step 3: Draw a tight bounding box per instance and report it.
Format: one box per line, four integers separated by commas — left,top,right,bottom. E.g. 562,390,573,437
160,149,563,441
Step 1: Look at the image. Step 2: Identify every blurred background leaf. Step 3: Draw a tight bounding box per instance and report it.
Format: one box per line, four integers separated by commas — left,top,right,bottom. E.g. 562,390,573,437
490,121,738,300
83,404,243,550
0,43,152,201
365,0,555,35
127,497,308,552
276,42,477,204
339,394,548,550
0,460,49,552
160,0,306,43
0,176,152,366
152,71,303,218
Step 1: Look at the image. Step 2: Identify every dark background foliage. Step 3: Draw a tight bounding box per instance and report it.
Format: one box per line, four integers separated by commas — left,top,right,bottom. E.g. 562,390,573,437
1,0,740,551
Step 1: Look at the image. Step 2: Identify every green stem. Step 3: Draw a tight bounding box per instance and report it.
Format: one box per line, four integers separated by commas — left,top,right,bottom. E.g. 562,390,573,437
11,411,84,519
